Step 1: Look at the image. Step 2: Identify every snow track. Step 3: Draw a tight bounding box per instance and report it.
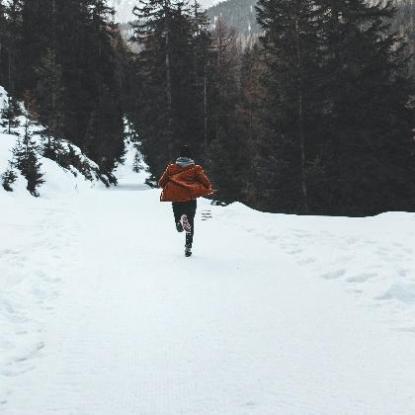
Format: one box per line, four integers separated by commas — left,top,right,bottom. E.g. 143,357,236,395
2,181,415,414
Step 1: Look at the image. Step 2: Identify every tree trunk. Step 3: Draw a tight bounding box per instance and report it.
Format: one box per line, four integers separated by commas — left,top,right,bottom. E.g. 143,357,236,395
165,26,173,159
203,66,208,149
295,18,309,214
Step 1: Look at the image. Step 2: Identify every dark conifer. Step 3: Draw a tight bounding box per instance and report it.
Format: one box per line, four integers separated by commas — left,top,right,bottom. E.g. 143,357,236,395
255,0,415,215
0,2,7,86
238,43,268,208
1,96,21,134
1,167,18,192
319,0,415,214
256,0,326,213
131,0,206,175
13,122,44,197
1,0,24,94
190,1,211,151
205,18,244,203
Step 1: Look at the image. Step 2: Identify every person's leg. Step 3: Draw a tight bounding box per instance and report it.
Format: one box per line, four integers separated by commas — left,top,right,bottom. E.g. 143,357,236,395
172,202,184,232
185,200,197,248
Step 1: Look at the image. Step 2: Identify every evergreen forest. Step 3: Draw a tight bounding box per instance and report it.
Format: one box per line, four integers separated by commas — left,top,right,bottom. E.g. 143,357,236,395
1,0,415,215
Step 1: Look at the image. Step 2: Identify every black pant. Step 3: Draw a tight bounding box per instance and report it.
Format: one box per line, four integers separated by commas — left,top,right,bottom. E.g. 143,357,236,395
172,200,197,247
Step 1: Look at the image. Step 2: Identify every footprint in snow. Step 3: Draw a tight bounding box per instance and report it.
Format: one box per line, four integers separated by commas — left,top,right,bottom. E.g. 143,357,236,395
201,209,213,221
398,269,411,278
297,257,317,265
11,342,45,365
346,272,377,283
1,301,28,324
0,249,20,256
393,326,415,334
1,365,35,377
287,249,303,255
321,269,347,280
348,289,363,295
346,237,359,244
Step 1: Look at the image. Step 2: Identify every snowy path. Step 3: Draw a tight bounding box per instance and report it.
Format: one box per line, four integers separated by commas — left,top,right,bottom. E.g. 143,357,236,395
2,184,415,414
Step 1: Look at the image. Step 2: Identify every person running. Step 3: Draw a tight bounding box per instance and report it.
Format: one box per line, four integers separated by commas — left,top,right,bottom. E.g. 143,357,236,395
159,145,213,257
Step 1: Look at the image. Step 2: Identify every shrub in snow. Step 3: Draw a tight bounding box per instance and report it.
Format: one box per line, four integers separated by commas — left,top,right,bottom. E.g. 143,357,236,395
42,135,62,162
41,138,99,182
60,144,100,182
1,168,18,192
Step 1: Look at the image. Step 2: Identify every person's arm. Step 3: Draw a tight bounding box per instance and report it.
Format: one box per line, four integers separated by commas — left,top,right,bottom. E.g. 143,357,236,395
158,165,171,188
195,165,213,192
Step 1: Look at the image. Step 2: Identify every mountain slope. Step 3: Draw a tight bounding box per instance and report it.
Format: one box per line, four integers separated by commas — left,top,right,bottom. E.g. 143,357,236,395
207,0,258,36
112,0,220,23
206,0,415,40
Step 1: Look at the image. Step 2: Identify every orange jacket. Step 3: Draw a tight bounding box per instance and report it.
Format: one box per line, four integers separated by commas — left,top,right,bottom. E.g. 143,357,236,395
159,163,213,202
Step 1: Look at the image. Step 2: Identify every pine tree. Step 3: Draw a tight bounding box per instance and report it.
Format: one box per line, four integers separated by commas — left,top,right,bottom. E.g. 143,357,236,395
1,96,21,134
131,0,208,176
238,43,268,208
1,146,18,192
14,120,44,196
205,17,245,203
1,0,24,94
35,48,65,155
6,0,127,179
1,168,18,192
190,0,211,151
0,1,7,86
319,0,415,215
256,0,327,214
19,0,54,93
255,0,415,215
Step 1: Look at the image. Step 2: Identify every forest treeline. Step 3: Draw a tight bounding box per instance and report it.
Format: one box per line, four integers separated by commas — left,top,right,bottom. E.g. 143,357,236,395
1,0,415,215
0,0,127,181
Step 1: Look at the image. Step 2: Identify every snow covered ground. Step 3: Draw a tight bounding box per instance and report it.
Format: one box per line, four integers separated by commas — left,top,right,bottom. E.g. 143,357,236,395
1,141,415,414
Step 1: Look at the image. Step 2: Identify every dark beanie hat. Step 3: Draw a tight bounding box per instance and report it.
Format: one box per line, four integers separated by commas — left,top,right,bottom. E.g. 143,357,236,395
179,145,192,158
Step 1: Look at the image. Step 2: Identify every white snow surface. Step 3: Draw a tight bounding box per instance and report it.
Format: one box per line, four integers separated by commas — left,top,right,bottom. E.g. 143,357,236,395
2,127,415,413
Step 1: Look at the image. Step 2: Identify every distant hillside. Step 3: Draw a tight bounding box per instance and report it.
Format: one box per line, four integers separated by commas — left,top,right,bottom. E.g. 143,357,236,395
206,0,415,55
112,0,219,23
207,0,259,37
